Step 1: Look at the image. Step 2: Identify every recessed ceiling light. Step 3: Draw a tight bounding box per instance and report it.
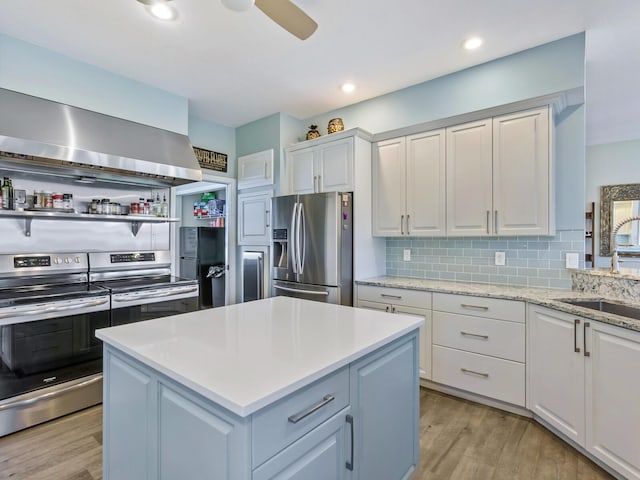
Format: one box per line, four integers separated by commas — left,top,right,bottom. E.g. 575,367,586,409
463,37,483,50
137,0,178,21
341,83,356,93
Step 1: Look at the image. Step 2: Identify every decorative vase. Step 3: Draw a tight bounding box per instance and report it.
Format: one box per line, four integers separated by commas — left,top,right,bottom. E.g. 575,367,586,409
327,118,344,134
306,125,321,140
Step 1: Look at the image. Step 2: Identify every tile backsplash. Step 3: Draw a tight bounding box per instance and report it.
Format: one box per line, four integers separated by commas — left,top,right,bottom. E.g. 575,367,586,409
386,230,585,289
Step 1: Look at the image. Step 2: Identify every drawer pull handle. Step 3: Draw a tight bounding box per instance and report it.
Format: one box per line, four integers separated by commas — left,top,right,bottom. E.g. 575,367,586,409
287,394,335,423
574,319,581,353
346,414,354,471
461,368,489,378
584,322,591,357
460,331,489,340
381,294,402,300
460,304,489,311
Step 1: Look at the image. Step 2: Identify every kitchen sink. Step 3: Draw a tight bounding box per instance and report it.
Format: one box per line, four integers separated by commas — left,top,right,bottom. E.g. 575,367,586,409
559,299,640,320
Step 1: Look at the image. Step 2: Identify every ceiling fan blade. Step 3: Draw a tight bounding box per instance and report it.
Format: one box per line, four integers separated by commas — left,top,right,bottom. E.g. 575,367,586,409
255,0,318,40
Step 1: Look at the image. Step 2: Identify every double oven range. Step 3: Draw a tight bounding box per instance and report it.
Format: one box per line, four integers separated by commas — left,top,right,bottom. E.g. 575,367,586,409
0,250,199,437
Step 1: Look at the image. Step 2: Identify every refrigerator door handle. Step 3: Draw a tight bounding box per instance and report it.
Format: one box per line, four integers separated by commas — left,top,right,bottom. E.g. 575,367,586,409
298,203,306,274
274,285,329,296
290,202,299,274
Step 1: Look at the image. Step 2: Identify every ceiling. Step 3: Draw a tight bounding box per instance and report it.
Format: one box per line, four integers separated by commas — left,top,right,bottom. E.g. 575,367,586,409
0,0,638,145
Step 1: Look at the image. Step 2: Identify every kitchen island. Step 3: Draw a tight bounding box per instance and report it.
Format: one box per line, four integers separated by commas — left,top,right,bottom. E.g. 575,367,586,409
96,296,423,480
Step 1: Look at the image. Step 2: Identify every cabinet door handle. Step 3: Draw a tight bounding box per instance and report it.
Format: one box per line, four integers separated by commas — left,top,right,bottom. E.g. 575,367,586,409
460,331,489,340
461,368,489,378
406,214,411,235
265,209,270,228
391,306,396,313
346,414,354,471
584,322,591,357
287,394,335,423
381,293,402,300
401,215,404,235
460,303,489,311
494,210,499,234
317,175,321,192
486,210,491,234
313,175,318,192
385,305,390,312
574,319,581,353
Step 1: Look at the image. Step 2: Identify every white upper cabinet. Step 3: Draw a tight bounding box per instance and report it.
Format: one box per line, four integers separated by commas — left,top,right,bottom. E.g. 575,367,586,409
446,106,553,237
237,190,272,246
287,137,354,194
372,129,446,237
237,149,274,190
493,107,551,235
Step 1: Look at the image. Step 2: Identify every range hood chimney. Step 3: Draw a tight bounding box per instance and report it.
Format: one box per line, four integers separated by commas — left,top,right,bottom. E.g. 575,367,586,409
0,88,202,186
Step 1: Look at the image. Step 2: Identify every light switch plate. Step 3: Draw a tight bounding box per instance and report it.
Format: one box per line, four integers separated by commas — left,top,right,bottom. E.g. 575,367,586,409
403,249,411,261
495,251,506,266
566,252,579,269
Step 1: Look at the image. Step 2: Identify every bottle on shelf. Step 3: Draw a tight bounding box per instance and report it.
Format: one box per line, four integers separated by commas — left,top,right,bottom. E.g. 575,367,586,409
154,193,161,217
161,194,168,218
1,177,14,210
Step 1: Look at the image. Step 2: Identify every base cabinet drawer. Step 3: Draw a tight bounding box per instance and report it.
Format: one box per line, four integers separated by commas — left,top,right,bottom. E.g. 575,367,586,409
357,285,431,309
433,311,525,362
432,345,525,406
433,293,524,322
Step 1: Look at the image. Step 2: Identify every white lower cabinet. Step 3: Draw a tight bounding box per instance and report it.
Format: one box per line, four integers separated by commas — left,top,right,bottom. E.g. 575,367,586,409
356,285,432,380
528,305,640,480
103,332,419,480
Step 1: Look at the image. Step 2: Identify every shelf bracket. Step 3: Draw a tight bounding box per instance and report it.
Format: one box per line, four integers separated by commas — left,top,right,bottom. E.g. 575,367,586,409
24,218,32,237
131,221,142,237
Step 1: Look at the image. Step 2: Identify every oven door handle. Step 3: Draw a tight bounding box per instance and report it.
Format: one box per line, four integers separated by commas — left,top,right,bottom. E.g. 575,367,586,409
0,298,109,319
112,286,198,302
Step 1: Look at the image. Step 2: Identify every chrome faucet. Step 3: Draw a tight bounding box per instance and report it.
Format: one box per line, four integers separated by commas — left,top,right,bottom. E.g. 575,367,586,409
610,215,640,273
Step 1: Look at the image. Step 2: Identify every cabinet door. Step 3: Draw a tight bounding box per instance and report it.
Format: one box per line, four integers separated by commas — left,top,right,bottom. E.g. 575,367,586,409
350,333,419,480
238,149,274,190
252,408,351,480
372,137,406,236
493,107,551,235
394,305,432,381
406,129,446,236
586,321,640,480
446,119,493,236
238,191,272,245
289,148,316,194
317,137,353,193
527,306,585,446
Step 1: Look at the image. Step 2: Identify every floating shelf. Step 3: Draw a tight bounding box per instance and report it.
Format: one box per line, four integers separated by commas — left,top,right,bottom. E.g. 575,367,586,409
0,210,180,237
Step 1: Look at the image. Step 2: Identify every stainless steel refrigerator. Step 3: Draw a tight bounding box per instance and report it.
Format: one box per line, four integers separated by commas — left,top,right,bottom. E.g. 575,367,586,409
179,226,226,308
271,191,353,306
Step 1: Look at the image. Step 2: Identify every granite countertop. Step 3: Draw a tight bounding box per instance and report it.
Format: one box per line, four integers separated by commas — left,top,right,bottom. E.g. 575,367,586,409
96,296,422,417
356,276,640,332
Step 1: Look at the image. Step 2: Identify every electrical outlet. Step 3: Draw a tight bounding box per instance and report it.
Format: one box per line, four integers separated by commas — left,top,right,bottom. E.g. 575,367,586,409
495,251,506,266
566,252,579,269
403,249,411,261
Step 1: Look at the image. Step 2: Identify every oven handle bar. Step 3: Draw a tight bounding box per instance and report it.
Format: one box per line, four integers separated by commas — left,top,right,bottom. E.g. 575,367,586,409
0,374,102,411
0,298,109,319
112,286,198,302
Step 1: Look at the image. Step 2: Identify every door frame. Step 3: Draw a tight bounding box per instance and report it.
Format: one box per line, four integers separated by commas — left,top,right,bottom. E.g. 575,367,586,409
173,173,237,306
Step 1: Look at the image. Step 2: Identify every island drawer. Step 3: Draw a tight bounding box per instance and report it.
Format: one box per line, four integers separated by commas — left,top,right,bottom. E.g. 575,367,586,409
357,285,431,309
432,345,525,406
433,311,525,362
433,293,525,323
251,366,350,468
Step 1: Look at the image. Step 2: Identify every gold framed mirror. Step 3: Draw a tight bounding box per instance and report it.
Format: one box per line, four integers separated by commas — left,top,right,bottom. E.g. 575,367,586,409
600,183,640,256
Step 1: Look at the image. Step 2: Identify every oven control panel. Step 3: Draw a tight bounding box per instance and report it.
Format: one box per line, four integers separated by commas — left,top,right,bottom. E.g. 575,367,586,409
110,252,156,263
9,254,86,271
14,256,52,268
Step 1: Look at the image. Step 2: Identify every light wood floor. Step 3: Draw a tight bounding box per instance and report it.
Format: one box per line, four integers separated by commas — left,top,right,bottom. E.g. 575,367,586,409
0,388,613,480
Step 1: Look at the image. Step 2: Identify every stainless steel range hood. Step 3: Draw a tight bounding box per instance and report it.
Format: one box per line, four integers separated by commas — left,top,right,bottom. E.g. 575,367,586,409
0,88,202,186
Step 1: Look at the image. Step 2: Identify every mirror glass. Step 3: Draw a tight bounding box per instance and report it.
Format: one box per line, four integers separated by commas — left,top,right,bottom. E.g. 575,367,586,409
600,184,640,256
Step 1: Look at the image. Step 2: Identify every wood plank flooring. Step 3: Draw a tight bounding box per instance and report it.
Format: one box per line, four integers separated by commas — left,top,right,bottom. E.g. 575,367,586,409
0,388,613,480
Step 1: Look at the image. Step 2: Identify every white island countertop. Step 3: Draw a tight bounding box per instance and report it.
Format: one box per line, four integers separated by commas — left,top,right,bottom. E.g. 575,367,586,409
96,296,422,417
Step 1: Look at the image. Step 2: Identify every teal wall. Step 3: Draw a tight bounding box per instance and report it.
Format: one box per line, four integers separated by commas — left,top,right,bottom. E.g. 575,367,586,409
587,138,640,268
0,33,188,134
188,115,236,178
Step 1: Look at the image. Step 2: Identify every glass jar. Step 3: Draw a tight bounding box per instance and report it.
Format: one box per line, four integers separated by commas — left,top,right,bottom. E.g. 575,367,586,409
44,192,53,209
63,193,73,210
130,202,139,215
101,198,110,215
52,193,63,209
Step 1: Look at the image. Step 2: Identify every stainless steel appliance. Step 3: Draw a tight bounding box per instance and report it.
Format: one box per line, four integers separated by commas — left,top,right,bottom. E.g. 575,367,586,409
0,253,110,437
89,251,199,325
242,251,264,302
271,191,353,306
179,227,226,308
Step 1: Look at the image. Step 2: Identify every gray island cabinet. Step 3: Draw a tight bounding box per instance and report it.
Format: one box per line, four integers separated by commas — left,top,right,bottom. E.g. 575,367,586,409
96,296,422,480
